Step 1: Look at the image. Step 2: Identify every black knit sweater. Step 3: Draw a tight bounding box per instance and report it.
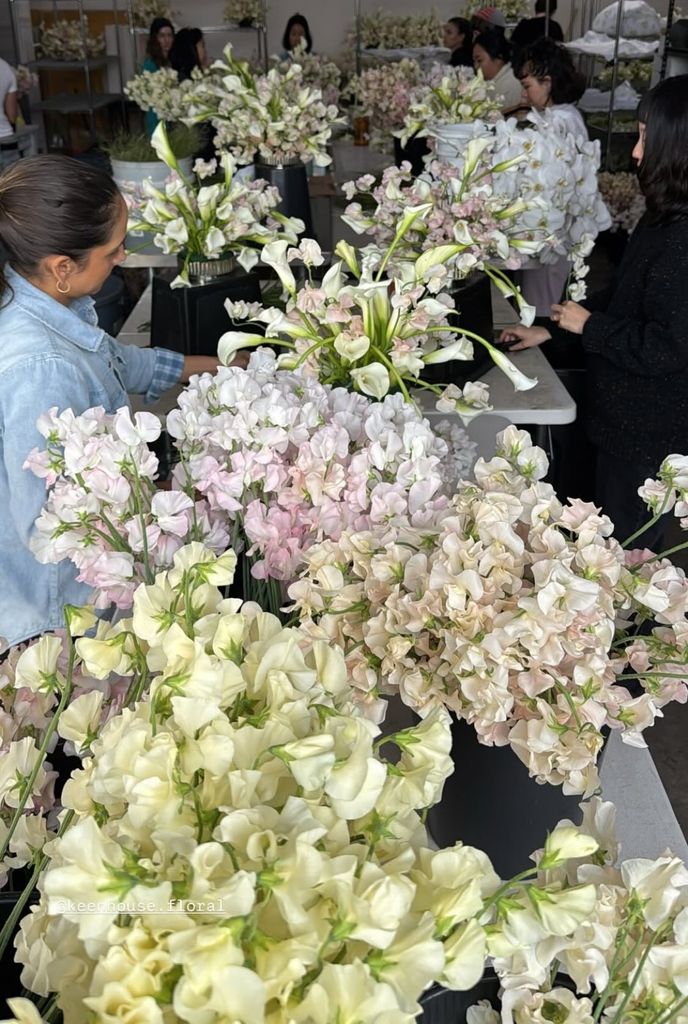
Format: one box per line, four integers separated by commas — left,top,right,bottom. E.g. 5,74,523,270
578,216,688,466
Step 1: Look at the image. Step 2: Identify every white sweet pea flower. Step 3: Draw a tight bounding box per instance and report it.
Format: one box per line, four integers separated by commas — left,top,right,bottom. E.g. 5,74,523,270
538,826,600,869
237,247,260,273
113,408,161,445
57,691,104,751
15,635,63,693
350,363,391,400
64,605,97,638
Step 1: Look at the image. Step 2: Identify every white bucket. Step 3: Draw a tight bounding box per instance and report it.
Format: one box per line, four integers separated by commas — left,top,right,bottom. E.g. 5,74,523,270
433,121,492,165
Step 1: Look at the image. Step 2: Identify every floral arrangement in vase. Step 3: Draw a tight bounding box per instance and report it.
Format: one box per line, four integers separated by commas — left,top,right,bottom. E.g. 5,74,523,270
184,45,344,168
131,0,174,28
347,59,423,149
468,797,688,1024
351,7,443,49
125,65,188,122
274,41,342,107
217,222,536,406
399,67,502,146
2,544,635,1024
598,171,645,234
224,0,265,26
340,145,549,290
289,425,688,789
11,65,38,95
597,58,653,89
35,17,105,60
126,123,304,286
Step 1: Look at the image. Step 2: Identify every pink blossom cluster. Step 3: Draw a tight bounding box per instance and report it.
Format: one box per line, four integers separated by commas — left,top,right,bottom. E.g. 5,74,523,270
289,426,688,788
25,406,229,608
347,59,423,141
342,159,534,276
166,350,458,582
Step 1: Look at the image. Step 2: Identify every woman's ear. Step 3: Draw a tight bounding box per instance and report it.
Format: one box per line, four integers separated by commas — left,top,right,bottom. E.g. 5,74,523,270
42,254,75,291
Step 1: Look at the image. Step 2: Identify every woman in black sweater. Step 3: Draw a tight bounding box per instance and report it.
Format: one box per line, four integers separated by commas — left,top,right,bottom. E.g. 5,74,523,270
500,75,688,548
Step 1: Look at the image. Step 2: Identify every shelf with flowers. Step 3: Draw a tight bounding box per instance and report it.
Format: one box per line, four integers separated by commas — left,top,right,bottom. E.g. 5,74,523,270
346,58,424,152
224,0,265,28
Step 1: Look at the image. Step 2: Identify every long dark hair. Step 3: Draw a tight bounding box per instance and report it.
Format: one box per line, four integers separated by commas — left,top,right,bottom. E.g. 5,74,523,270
146,17,174,67
447,17,473,66
0,156,121,304
282,14,312,53
473,27,511,64
638,75,688,224
170,27,204,81
513,37,585,104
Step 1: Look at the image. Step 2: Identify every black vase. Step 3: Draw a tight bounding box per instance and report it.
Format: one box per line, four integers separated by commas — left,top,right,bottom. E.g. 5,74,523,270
420,970,500,1023
151,265,262,357
422,273,495,388
393,135,430,177
427,716,586,879
254,160,313,237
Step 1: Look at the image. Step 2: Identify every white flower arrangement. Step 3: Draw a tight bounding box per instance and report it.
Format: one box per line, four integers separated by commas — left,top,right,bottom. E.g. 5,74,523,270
11,65,38,95
125,65,188,122
131,0,174,28
352,7,443,49
127,122,303,286
184,46,344,168
469,0,530,21
3,546,626,1024
224,0,265,25
289,424,688,794
470,798,688,1024
399,67,502,146
35,17,105,60
275,41,342,107
598,171,646,234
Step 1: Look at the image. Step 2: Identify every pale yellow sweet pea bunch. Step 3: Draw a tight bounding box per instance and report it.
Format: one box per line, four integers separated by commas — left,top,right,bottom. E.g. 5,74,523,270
5,544,611,1024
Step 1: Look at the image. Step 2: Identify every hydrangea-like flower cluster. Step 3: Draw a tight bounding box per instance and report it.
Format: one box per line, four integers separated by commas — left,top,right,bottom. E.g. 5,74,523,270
11,547,609,1024
224,0,264,25
399,67,502,146
184,46,344,168
35,17,104,60
25,405,229,609
289,425,688,787
347,59,423,145
127,123,303,287
597,171,645,235
166,350,461,584
351,7,443,48
471,798,688,1024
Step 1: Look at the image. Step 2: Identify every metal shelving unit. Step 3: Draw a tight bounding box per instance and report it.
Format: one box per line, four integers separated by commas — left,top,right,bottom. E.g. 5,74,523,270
9,0,127,141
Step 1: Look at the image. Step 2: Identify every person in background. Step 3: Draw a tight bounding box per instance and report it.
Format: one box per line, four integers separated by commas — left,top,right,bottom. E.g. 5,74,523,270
169,27,208,81
0,155,219,646
473,29,523,112
512,37,588,314
0,58,18,140
511,0,564,52
471,7,507,38
281,13,313,57
444,17,474,67
142,17,175,137
500,75,688,550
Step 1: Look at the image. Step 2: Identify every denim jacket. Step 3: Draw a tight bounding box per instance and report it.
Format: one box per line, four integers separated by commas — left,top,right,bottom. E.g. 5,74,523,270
0,267,183,646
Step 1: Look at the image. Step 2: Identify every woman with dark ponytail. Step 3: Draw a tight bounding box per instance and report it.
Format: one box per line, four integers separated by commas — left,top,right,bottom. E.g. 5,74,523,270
0,156,217,646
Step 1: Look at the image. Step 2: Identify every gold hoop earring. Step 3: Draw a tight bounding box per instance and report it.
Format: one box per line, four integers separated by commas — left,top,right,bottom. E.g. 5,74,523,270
56,281,71,295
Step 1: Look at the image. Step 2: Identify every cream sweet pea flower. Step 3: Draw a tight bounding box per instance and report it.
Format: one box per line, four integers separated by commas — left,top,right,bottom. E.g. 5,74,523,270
539,826,600,870
441,918,487,990
14,635,63,693
57,690,104,751
0,999,47,1024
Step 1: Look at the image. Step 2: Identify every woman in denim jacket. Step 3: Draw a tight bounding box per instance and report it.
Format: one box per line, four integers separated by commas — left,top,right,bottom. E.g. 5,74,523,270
0,155,217,647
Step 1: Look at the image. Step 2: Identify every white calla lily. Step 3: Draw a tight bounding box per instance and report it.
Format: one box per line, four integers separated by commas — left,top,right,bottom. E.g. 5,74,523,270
350,362,390,399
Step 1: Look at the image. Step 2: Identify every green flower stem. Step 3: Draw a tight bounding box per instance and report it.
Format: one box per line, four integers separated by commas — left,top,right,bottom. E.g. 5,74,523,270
480,866,539,915
649,993,688,1024
596,923,669,1023
622,487,672,548
375,213,425,281
638,540,688,564
0,630,76,866
131,460,155,585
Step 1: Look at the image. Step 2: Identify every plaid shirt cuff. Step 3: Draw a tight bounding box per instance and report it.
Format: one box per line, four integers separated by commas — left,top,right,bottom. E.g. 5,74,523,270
145,347,185,404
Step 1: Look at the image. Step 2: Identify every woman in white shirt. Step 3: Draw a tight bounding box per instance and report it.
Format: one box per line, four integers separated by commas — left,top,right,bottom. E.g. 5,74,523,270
0,59,18,139
512,38,589,314
472,28,523,113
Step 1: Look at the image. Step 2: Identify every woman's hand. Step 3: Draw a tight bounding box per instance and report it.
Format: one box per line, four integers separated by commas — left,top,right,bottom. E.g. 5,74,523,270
498,325,552,350
550,301,591,335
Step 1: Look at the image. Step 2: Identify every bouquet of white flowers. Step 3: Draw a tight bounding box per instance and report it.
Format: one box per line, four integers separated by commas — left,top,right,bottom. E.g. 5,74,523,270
275,41,342,107
131,0,174,28
353,7,443,48
399,67,502,146
184,45,344,168
469,0,529,22
12,65,38,95
35,17,104,60
125,65,188,122
127,123,303,286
